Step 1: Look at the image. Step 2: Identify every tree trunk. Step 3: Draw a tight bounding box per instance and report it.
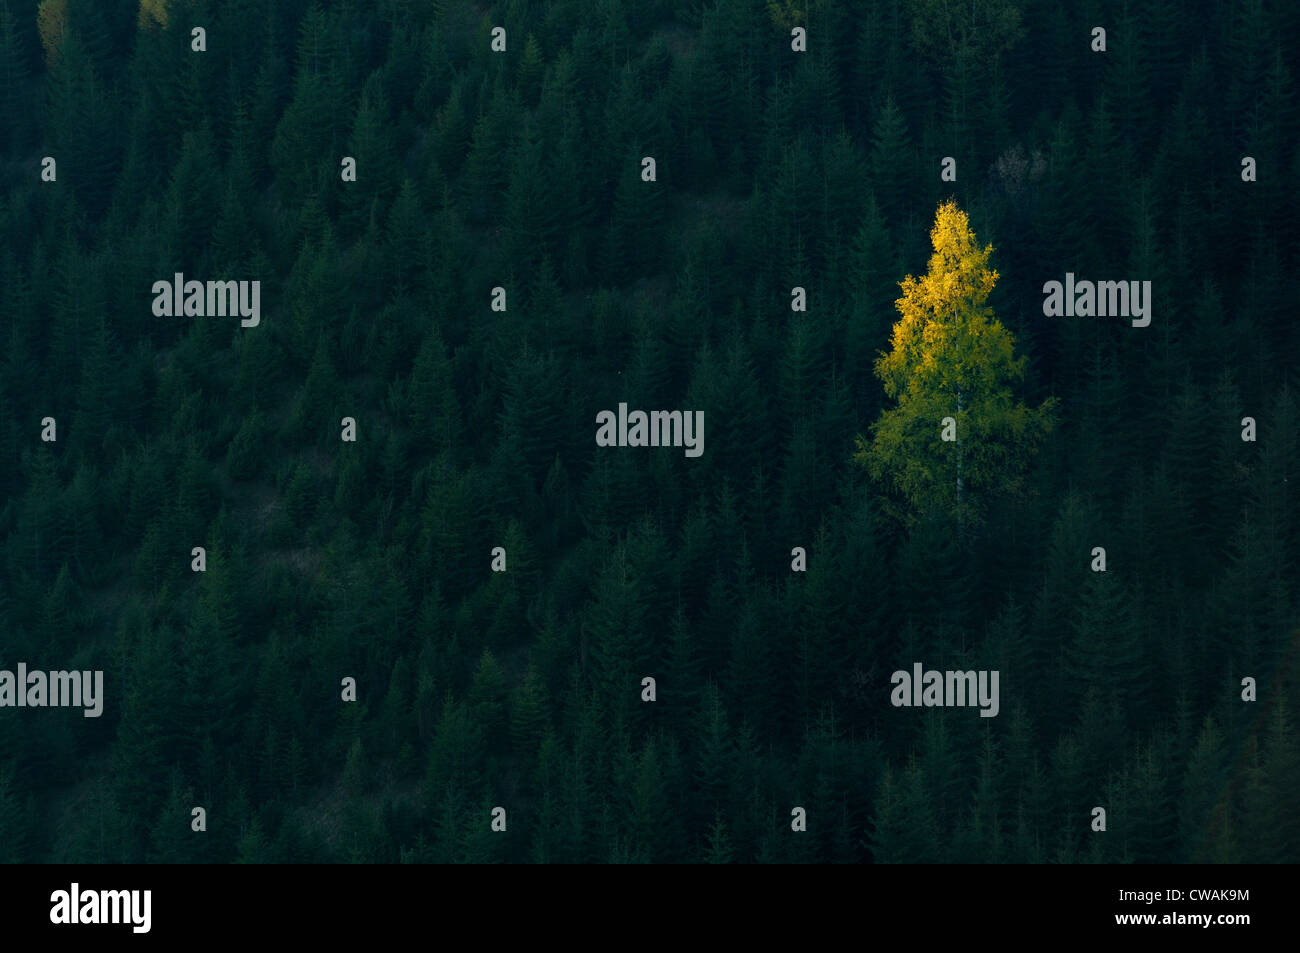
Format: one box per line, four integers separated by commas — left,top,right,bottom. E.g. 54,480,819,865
957,387,966,537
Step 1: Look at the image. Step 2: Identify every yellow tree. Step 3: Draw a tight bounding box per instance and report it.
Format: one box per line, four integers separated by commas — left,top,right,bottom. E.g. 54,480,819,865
766,0,829,31
138,0,170,30
857,199,1055,526
36,0,67,68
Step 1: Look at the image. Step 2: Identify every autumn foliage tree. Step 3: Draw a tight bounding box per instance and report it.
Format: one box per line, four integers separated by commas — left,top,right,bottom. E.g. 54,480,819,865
35,0,67,68
858,199,1055,526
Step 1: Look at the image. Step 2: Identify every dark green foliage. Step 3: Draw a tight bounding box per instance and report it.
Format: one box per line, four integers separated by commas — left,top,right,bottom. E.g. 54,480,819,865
0,0,1294,865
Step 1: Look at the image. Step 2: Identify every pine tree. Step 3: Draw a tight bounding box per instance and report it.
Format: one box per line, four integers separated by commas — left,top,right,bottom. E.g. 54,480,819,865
510,667,548,760
341,76,399,233
0,1,30,149
1179,716,1229,862
870,760,942,863
1066,570,1147,712
581,545,651,719
0,761,30,862
846,192,899,405
703,809,734,863
867,96,913,232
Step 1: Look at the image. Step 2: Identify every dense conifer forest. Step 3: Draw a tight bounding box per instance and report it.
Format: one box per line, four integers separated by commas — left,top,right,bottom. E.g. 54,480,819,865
0,0,1297,863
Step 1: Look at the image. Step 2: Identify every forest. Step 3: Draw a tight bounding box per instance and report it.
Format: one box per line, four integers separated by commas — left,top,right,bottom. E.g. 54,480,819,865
0,0,1297,863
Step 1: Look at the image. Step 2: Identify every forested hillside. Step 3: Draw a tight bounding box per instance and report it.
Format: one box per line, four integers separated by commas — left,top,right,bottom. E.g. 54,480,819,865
0,0,1297,863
